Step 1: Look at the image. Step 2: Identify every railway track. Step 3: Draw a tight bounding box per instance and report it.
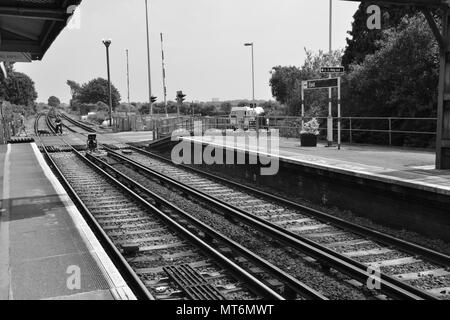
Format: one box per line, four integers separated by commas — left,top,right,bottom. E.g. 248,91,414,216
37,116,330,300
47,114,450,300
34,113,52,136
101,145,450,300
60,113,96,134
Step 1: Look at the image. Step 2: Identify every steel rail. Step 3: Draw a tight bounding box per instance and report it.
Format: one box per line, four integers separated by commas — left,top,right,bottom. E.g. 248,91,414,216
75,149,284,300
87,151,327,300
107,147,440,300
129,146,450,268
46,113,446,299
45,113,57,134
40,122,284,300
60,113,96,133
34,113,42,135
38,118,155,300
49,115,450,268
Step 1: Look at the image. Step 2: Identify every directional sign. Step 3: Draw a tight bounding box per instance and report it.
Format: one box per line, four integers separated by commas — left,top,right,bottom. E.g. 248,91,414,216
320,66,344,73
306,78,338,90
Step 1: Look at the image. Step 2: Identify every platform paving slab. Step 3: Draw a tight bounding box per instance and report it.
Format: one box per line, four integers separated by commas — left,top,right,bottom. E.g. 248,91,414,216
0,143,135,300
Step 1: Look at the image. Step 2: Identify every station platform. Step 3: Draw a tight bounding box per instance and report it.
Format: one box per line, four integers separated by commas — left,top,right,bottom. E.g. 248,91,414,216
0,143,135,300
184,136,450,195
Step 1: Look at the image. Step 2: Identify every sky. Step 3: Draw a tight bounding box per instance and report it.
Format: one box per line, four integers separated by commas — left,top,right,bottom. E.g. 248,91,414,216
16,0,359,104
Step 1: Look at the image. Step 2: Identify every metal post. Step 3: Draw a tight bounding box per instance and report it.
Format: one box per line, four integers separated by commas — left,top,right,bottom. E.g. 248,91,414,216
338,76,341,150
301,81,305,127
388,117,392,146
251,44,255,106
327,0,333,147
329,0,332,54
126,49,130,104
245,42,255,106
436,8,450,169
104,41,113,127
145,0,153,118
160,33,168,117
349,117,353,144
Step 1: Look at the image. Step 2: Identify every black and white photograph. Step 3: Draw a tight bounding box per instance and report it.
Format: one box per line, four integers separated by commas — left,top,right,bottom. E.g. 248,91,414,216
0,0,449,313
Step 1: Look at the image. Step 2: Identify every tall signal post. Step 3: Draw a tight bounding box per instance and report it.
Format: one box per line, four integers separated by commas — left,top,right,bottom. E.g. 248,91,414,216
145,0,153,117
126,49,130,104
160,33,168,117
176,91,186,117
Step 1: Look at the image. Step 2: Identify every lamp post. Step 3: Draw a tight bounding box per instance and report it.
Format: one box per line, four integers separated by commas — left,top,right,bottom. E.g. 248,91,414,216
102,39,113,126
244,42,255,107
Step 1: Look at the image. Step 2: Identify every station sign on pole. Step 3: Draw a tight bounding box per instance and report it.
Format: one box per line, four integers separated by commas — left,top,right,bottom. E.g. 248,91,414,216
302,77,342,150
306,78,339,90
320,66,344,73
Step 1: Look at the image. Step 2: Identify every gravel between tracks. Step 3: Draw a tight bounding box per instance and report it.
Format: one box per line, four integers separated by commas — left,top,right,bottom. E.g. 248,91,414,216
191,162,450,256
109,159,376,300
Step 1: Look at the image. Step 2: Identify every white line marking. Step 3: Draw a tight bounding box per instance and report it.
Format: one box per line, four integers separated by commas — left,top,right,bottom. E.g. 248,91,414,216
31,143,136,300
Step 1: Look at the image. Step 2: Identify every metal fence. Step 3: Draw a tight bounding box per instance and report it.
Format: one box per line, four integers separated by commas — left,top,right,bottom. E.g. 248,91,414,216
112,114,438,148
262,116,437,147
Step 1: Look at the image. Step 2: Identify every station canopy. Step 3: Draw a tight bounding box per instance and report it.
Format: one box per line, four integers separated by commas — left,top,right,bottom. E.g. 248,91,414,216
0,0,82,62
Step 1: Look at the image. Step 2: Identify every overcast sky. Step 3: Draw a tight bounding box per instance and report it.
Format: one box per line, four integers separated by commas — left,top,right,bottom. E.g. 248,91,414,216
16,0,359,104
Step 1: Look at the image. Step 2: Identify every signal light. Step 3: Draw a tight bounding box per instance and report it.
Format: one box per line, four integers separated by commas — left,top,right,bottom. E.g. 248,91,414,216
150,96,157,103
176,91,186,104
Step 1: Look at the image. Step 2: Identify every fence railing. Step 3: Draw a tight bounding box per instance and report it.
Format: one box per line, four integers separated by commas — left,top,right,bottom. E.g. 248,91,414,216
112,114,438,148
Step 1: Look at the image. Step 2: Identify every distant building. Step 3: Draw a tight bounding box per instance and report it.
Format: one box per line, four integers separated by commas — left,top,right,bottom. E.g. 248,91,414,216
211,98,220,102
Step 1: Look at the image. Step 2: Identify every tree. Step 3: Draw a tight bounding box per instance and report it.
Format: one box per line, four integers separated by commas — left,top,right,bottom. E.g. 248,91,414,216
48,96,61,108
270,49,343,116
343,14,439,146
0,71,37,106
66,80,81,100
342,4,421,69
78,78,121,109
220,102,232,114
96,101,110,112
260,100,286,116
269,66,302,106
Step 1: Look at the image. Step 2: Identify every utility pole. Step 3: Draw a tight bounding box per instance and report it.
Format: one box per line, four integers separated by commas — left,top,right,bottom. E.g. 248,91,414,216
327,0,333,147
145,0,153,118
160,33,168,117
244,42,255,107
126,49,130,104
